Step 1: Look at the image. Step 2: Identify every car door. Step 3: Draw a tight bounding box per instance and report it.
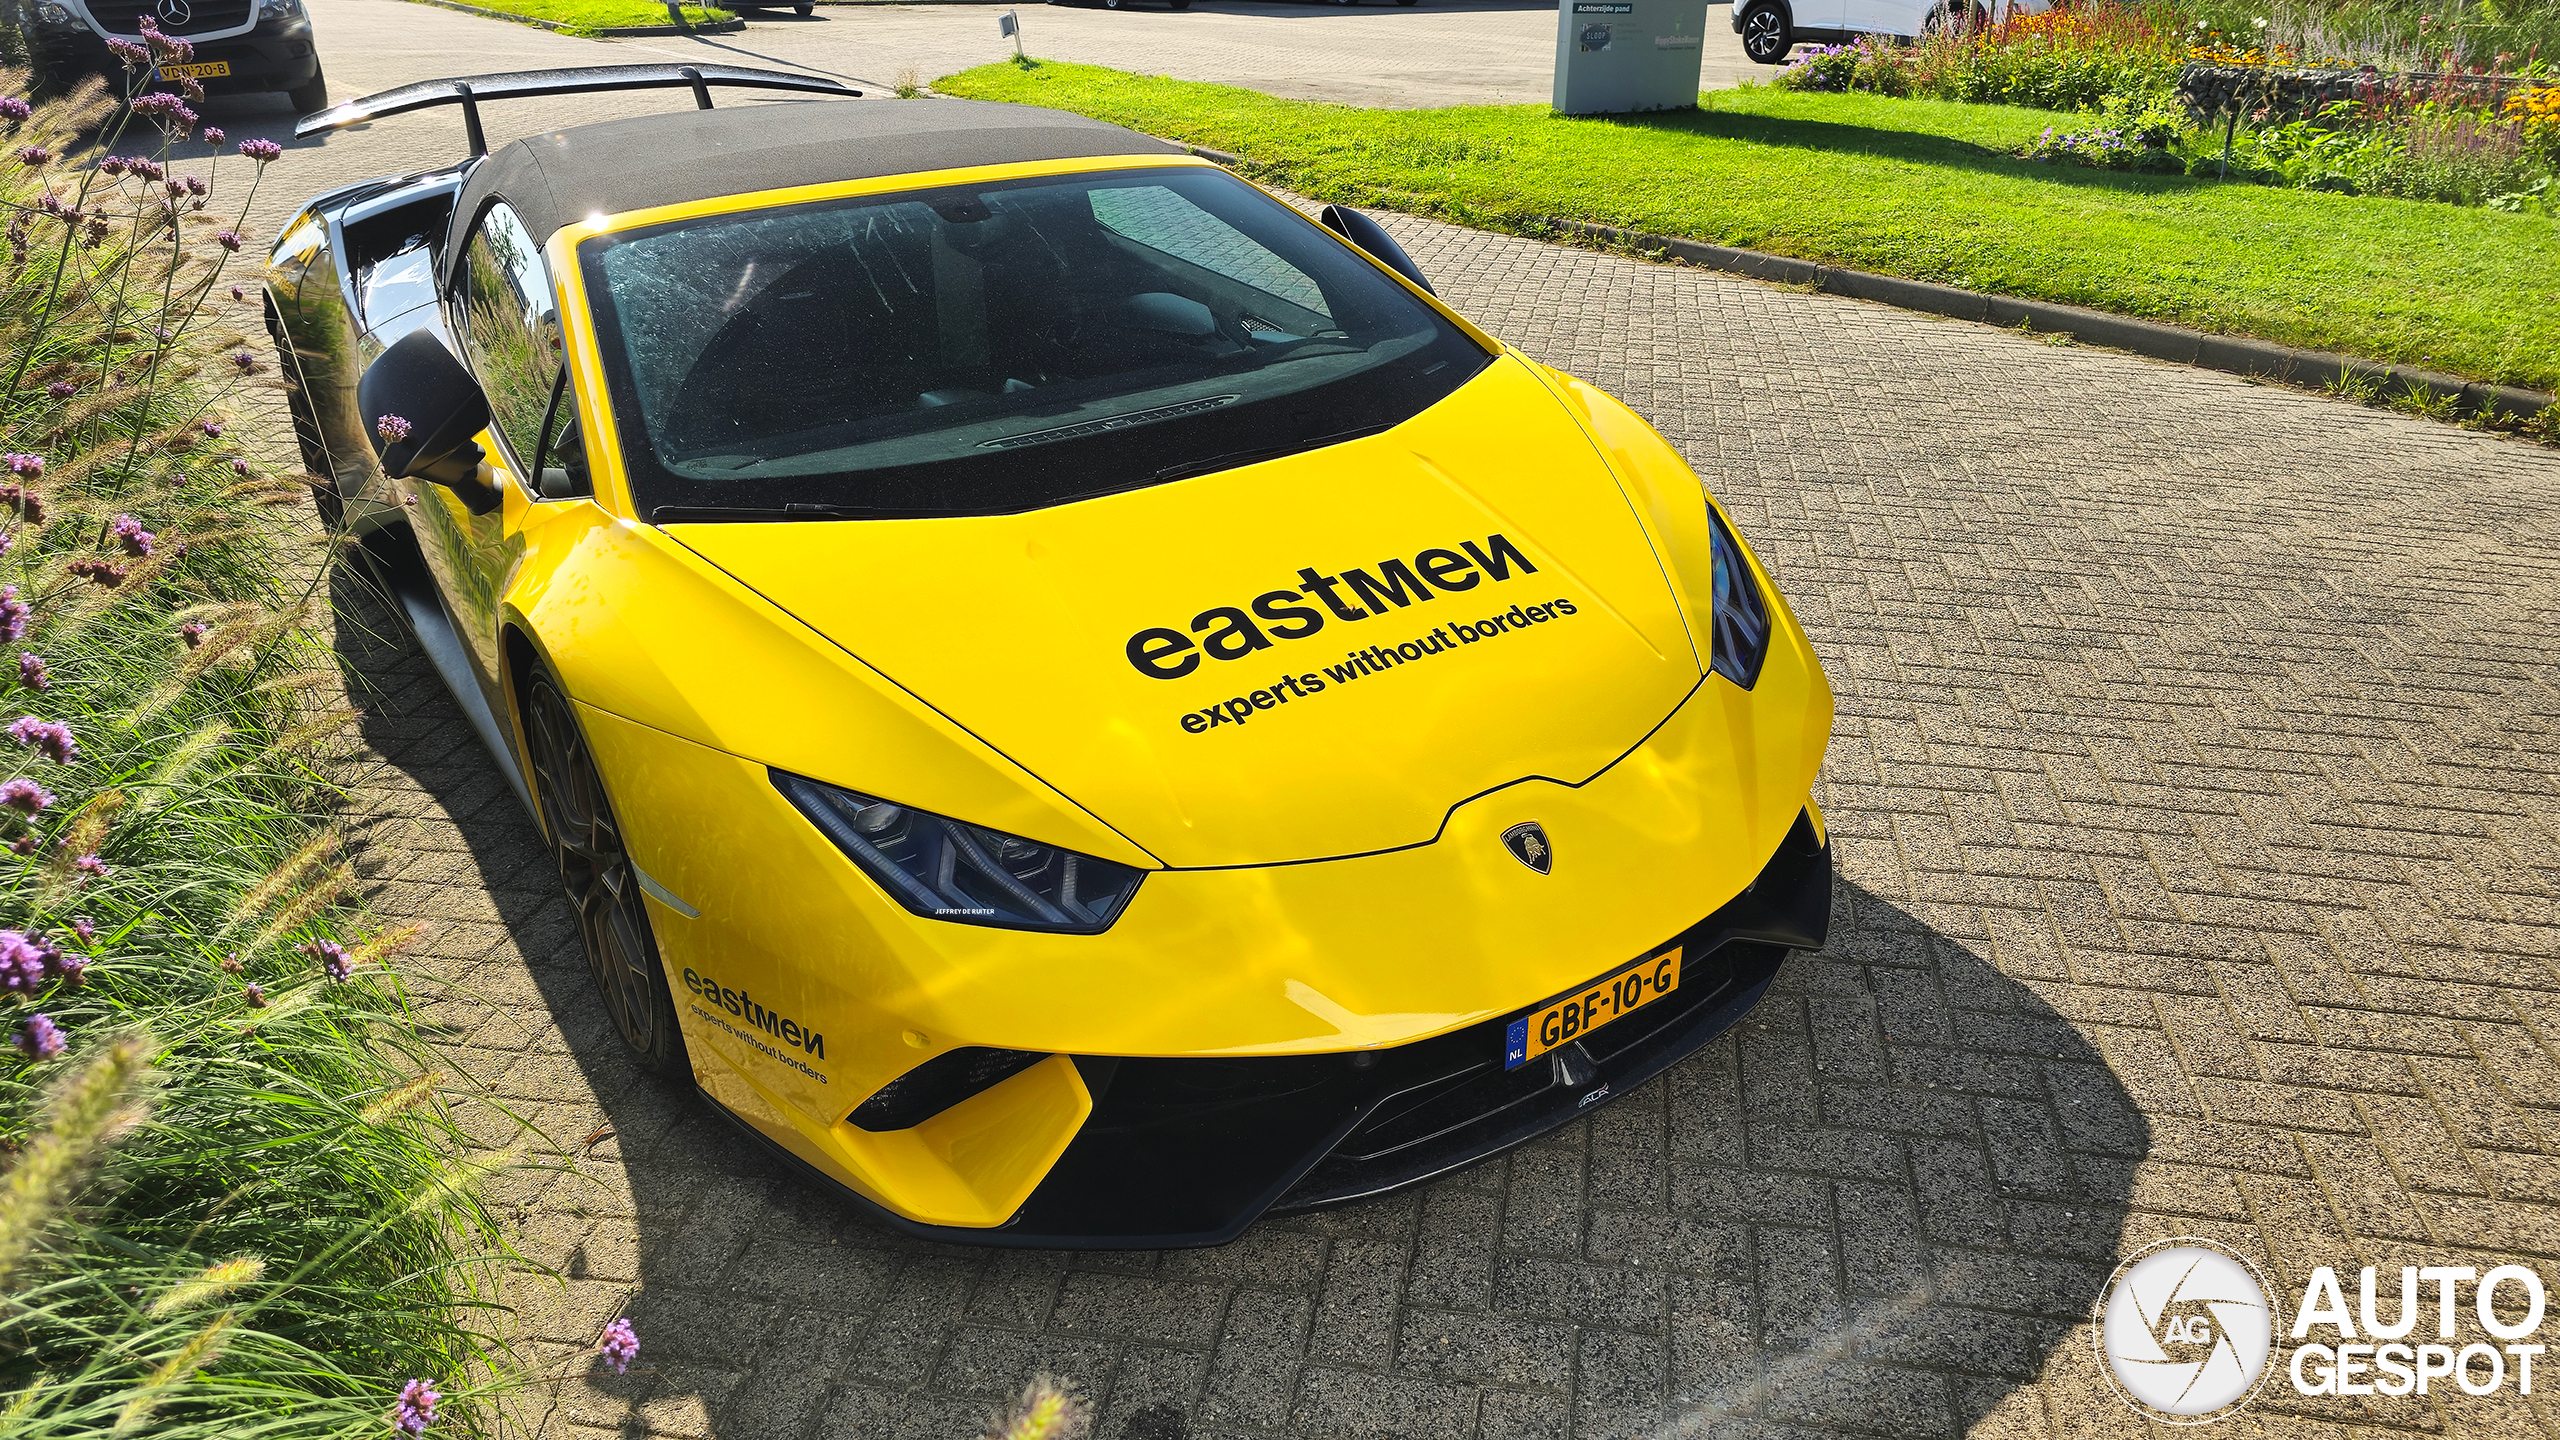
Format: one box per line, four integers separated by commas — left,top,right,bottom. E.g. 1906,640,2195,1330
1838,0,1922,37
420,199,576,706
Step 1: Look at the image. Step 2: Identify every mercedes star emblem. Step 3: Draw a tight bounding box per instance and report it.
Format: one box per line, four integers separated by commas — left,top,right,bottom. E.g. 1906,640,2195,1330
158,0,192,23
1502,821,1552,875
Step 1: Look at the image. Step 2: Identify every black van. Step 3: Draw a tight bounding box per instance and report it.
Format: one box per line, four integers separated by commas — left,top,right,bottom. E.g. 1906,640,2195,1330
23,0,326,113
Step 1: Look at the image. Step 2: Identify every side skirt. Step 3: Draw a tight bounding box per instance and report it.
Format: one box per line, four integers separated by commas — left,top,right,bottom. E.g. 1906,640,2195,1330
357,529,537,820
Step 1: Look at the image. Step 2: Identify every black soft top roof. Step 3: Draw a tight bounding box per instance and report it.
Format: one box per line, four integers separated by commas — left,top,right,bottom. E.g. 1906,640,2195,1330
449,97,1186,253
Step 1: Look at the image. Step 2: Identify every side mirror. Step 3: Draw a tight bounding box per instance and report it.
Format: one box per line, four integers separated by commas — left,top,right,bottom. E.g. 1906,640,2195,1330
359,328,502,516
1318,205,1436,296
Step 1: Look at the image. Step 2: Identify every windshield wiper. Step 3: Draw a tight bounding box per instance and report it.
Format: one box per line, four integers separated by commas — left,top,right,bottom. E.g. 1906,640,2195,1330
650,502,934,523
1148,423,1395,483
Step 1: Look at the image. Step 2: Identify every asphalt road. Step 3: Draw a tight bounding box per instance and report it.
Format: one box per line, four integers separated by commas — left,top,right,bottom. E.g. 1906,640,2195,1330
189,0,1764,250
188,2,2560,1436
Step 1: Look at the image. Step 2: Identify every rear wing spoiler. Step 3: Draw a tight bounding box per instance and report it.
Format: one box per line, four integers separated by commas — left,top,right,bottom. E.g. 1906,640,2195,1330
295,64,860,154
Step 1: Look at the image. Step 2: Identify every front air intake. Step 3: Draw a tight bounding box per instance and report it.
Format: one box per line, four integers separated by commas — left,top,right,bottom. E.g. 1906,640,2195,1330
849,1046,1048,1132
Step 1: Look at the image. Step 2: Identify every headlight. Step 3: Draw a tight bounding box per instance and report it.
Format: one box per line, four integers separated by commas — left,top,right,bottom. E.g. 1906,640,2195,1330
34,1,79,25
1707,505,1771,689
256,0,304,21
773,772,1146,934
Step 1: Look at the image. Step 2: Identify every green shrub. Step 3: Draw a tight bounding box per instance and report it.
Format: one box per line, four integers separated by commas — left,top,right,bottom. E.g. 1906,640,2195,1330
2021,91,2191,167
0,55,516,1440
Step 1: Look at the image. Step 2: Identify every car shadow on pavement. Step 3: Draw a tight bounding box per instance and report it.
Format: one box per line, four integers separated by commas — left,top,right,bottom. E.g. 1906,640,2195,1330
329,560,2147,1439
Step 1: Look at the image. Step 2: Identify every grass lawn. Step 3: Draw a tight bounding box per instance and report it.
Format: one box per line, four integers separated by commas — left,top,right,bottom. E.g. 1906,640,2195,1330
416,0,733,32
935,62,2560,392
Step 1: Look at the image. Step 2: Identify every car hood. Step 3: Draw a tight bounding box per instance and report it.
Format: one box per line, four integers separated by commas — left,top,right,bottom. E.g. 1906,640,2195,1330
665,355,1703,869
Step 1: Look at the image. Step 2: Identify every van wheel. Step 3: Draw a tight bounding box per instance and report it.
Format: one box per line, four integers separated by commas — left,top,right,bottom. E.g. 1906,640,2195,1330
286,66,329,115
1739,1,1791,62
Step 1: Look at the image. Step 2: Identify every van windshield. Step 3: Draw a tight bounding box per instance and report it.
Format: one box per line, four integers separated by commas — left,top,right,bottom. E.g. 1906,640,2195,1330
579,166,1492,520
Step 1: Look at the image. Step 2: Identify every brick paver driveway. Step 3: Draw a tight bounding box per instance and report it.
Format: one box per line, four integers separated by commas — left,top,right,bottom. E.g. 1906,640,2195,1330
251,10,2560,1435
330,216,2560,1439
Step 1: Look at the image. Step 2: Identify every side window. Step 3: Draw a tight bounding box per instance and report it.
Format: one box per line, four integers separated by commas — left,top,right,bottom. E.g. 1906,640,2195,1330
454,201,559,475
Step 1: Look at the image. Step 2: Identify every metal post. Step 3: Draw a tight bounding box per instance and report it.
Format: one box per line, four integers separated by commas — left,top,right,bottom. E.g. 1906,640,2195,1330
681,64,714,109
456,82,487,157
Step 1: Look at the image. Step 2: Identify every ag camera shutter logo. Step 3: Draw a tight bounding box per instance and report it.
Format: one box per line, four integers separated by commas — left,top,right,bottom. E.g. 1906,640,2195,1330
2094,1237,2275,1424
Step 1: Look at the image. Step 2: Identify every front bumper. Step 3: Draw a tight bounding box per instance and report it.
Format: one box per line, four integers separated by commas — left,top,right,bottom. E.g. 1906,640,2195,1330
709,808,1829,1247
29,22,317,94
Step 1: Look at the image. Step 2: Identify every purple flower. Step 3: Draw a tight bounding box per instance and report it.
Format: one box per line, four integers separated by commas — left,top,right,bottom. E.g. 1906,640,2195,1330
229,284,245,301
230,349,257,374
70,918,93,944
179,622,205,649
72,853,106,879
45,381,73,399
130,92,198,133
0,933,45,991
67,557,122,587
106,37,149,66
110,515,154,557
395,1380,441,1435
599,1318,639,1373
4,454,41,478
6,835,31,856
231,458,250,475
375,414,411,444
9,717,75,764
0,98,30,123
202,125,224,143
305,938,351,982
15,655,43,691
242,981,266,1007
238,138,282,163
183,174,206,197
16,145,48,168
14,1013,63,1060
199,420,222,438
126,156,163,182
0,587,25,644
96,155,127,177
213,228,243,252
1,778,53,815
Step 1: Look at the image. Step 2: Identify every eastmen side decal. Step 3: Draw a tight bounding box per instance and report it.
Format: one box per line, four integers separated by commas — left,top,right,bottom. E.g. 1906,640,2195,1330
1125,533,1540,679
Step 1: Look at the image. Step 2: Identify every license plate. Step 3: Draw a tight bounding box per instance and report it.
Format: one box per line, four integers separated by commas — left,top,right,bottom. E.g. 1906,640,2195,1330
157,61,230,79
1504,946,1682,1069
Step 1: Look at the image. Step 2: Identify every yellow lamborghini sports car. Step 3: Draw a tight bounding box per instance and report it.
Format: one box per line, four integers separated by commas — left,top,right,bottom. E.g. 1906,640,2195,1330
269,66,1835,1247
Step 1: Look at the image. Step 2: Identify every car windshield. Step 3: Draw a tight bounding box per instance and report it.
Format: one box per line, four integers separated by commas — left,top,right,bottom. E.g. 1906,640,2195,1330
579,166,1492,520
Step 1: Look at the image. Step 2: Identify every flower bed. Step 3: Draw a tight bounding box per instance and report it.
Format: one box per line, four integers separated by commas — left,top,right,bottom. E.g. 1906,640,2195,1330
0,39,517,1440
1769,2,2557,207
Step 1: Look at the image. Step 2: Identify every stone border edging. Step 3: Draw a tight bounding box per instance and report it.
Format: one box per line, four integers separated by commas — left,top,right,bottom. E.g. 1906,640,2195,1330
1178,143,2556,425
403,0,746,34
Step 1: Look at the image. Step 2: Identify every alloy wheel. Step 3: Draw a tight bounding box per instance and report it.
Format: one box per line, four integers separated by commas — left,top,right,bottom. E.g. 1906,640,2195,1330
1742,5,1789,61
526,674,682,1073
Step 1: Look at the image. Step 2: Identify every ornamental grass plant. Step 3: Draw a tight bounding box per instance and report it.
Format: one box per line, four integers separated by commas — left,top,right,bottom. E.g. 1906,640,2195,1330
0,42,519,1440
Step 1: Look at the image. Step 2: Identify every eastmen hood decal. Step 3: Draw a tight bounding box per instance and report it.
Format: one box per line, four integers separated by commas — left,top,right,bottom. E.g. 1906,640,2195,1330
665,356,1702,868
1125,532,1540,678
